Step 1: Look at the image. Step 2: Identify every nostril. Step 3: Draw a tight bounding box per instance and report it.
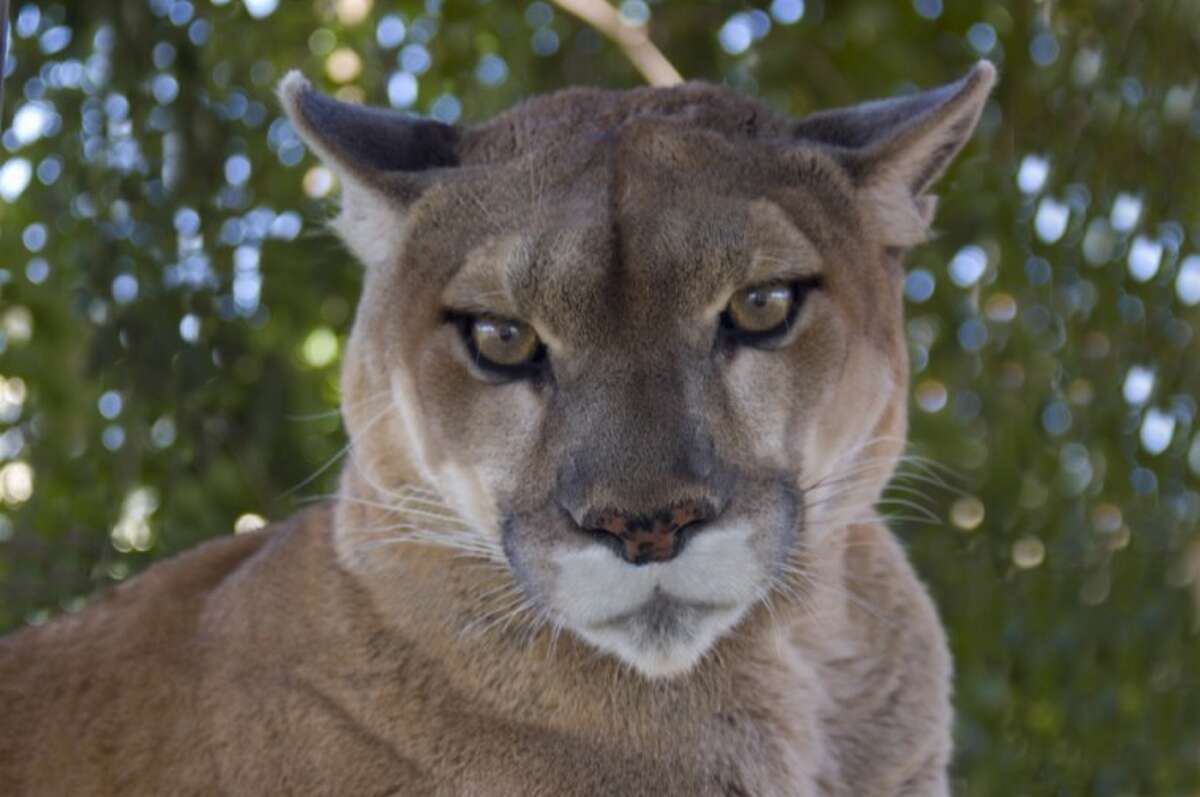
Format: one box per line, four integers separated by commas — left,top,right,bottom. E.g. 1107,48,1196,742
672,516,707,540
667,500,714,533
580,499,719,565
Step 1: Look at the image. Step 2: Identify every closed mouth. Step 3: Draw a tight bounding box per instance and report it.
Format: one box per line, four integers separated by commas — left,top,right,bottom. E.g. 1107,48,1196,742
591,590,739,632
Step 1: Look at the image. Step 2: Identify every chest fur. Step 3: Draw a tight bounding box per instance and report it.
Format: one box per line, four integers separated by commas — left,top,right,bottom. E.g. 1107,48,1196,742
198,639,826,797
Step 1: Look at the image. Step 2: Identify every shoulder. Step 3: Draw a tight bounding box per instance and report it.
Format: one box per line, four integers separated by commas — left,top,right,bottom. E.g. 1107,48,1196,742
814,523,954,794
0,506,338,680
0,505,335,791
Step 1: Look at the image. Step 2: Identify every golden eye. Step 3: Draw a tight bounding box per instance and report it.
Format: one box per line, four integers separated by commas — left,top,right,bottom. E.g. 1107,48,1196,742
726,283,795,334
471,317,541,367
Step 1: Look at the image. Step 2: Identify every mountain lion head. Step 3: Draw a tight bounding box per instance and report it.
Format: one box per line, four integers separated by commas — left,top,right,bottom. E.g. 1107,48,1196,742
279,63,994,679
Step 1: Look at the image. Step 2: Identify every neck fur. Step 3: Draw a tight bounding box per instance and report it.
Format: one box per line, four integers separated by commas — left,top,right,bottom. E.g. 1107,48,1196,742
333,461,859,733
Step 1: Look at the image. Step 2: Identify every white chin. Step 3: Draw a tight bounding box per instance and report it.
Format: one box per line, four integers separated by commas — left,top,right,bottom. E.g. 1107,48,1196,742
575,601,748,680
550,524,765,678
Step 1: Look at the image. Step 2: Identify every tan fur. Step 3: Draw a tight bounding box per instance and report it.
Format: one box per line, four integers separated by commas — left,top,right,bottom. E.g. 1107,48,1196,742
0,63,995,795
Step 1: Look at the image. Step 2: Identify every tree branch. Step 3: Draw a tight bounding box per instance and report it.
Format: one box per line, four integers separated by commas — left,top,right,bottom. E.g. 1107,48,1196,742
0,0,10,120
549,0,682,87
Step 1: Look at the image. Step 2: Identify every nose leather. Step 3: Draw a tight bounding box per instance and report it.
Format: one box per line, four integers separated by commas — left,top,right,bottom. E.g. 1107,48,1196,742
586,500,714,565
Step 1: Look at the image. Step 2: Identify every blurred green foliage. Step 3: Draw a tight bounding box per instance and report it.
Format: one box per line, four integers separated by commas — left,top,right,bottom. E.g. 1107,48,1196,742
1,0,1198,792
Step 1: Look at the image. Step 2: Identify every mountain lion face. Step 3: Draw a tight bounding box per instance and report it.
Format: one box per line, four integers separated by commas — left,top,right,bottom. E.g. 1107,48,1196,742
280,64,994,678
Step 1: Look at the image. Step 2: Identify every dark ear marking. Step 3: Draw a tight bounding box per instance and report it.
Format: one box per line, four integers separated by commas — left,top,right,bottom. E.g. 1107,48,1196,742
275,72,462,266
793,67,985,149
792,62,995,246
277,71,459,189
794,61,996,198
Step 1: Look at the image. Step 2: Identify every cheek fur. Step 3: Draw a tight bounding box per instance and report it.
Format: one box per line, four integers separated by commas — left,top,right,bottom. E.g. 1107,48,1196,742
722,302,849,470
723,351,794,466
386,370,437,485
416,347,550,529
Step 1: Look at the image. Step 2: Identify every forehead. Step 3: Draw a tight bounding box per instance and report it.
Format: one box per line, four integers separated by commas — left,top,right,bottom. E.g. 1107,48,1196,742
436,126,842,338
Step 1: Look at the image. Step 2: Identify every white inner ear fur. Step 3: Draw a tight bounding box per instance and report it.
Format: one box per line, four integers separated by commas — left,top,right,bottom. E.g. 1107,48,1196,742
859,181,936,248
276,71,410,270
330,181,410,270
857,61,995,248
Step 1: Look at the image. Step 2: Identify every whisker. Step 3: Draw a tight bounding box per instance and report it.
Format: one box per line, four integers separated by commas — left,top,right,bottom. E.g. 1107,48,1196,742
354,534,502,558
782,569,898,631
285,387,392,422
285,398,396,497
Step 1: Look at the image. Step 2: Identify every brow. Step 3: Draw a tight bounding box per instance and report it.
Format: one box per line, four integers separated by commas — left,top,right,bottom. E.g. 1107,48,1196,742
440,233,530,317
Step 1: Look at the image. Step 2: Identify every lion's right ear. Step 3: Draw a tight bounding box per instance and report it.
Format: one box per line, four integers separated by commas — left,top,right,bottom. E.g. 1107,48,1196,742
793,61,996,247
277,71,459,266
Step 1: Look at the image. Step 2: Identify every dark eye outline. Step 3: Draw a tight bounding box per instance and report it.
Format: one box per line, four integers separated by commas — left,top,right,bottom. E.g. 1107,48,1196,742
445,311,548,382
718,277,824,349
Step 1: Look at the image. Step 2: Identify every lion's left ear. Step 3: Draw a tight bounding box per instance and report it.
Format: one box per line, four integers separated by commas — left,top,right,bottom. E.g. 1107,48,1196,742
277,71,459,199
277,71,460,267
794,61,997,246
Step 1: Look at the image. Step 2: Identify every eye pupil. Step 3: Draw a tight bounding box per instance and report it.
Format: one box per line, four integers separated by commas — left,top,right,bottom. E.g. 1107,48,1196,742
461,314,544,376
721,278,820,345
726,282,795,335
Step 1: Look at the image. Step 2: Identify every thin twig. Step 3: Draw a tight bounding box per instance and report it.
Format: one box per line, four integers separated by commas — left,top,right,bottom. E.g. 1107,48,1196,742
0,0,10,121
549,0,682,87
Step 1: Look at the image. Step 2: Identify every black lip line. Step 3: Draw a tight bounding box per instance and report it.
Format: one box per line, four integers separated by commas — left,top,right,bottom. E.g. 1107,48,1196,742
592,592,741,631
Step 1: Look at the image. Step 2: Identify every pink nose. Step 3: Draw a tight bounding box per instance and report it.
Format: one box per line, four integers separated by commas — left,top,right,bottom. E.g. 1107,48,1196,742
586,500,715,565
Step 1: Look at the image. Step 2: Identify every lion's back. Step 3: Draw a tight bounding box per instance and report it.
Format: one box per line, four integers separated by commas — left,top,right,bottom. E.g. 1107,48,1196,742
0,523,274,794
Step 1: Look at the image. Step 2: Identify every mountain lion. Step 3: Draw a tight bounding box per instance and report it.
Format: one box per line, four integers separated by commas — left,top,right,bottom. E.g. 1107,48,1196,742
0,61,995,795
